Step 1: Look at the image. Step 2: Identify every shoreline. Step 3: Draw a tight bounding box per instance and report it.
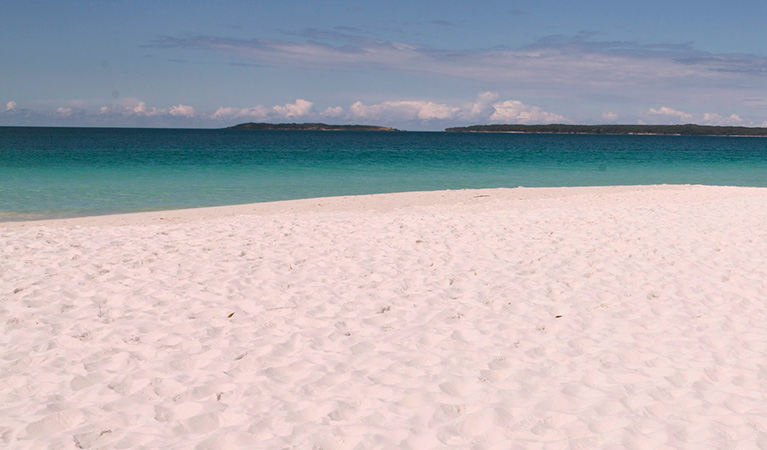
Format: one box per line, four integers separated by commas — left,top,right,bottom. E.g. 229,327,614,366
0,184,747,228
3,184,767,448
445,123,767,137
447,130,767,137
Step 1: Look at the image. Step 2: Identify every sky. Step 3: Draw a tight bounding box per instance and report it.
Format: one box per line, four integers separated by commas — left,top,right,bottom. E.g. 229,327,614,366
2,0,767,130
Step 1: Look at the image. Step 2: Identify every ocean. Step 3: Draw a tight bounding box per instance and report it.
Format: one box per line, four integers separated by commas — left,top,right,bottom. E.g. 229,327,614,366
2,126,767,220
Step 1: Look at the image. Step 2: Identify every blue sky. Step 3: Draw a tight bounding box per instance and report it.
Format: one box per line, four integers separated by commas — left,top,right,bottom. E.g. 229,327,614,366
2,0,767,130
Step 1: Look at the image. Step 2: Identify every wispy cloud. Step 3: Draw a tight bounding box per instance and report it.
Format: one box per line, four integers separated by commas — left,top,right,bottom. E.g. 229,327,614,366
148,32,767,94
289,27,370,44
429,20,458,27
142,31,767,126
5,101,16,111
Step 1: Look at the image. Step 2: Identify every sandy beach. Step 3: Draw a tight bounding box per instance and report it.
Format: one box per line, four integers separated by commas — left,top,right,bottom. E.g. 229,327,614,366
2,184,767,449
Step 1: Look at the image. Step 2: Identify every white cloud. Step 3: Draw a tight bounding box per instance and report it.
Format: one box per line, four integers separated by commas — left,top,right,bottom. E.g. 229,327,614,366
95,100,199,120
168,104,196,117
701,113,744,126
155,34,767,109
648,106,693,121
350,100,459,121
489,100,567,124
211,107,238,119
25,92,767,130
643,108,761,126
146,33,767,126
460,91,499,120
133,102,148,114
211,100,314,121
343,94,568,126
133,101,161,116
211,106,269,120
5,101,16,111
323,106,344,117
273,99,313,118
417,102,459,120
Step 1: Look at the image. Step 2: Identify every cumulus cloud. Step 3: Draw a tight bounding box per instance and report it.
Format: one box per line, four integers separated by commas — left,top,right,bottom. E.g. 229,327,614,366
211,106,269,120
133,102,148,115
642,108,762,126
211,99,314,121
416,102,459,120
344,93,567,126
207,93,566,127
350,100,459,121
19,91,767,130
460,91,499,120
168,104,196,117
211,107,237,119
213,99,459,124
648,106,693,121
323,106,345,117
701,113,744,126
5,101,17,111
273,99,313,118
96,100,198,120
133,101,162,116
142,31,767,126
489,100,567,124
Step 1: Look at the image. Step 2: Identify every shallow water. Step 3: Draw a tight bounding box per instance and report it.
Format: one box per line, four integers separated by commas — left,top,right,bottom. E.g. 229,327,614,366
1,127,766,220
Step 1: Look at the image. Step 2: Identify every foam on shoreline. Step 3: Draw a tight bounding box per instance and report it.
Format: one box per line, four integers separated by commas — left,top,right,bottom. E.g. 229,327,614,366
3,185,767,449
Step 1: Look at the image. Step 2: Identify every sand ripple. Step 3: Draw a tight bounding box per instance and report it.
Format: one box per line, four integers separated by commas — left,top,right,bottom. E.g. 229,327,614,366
2,186,767,448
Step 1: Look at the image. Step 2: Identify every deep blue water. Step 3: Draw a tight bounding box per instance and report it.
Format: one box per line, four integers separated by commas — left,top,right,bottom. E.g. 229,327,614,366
1,126,767,220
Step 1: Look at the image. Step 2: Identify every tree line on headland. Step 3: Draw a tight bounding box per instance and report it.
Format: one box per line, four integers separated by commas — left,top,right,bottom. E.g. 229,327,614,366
444,124,767,136
228,122,767,136
228,122,399,131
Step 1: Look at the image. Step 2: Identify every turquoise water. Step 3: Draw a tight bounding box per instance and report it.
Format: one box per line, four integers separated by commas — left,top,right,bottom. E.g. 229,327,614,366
1,127,767,220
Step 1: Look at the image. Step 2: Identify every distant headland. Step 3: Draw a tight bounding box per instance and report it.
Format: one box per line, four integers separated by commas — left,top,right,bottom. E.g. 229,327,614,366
228,122,400,131
445,124,767,137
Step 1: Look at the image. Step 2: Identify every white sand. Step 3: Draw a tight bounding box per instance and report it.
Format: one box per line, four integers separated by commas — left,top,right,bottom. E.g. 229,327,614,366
2,185,767,449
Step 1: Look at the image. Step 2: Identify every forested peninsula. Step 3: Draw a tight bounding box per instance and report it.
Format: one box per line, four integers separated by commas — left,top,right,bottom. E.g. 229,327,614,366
228,122,400,131
445,124,767,136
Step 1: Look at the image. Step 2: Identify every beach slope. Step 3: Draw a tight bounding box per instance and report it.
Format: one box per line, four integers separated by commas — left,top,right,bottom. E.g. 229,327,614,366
2,185,767,449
